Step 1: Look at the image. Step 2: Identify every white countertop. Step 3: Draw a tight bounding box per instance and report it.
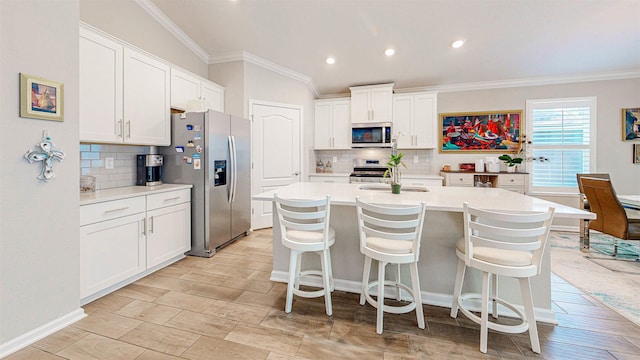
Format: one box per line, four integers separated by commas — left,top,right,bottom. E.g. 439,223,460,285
309,172,351,177
80,184,193,205
253,182,594,219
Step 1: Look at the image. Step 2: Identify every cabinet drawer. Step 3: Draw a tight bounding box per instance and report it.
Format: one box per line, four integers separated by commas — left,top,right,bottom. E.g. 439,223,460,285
498,174,525,187
448,174,474,186
81,197,146,226
403,178,443,187
147,189,191,211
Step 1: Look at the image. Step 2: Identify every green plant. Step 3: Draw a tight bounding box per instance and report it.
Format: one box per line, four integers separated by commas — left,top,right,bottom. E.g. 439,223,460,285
498,154,523,167
384,153,407,185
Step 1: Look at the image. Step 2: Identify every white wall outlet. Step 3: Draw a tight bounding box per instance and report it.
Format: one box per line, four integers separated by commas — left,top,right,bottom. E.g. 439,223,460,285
333,156,338,163
105,157,115,169
413,155,419,163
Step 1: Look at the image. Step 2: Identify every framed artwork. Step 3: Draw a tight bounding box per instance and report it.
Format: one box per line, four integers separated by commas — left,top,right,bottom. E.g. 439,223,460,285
622,107,640,141
20,73,64,122
439,110,522,153
634,144,640,164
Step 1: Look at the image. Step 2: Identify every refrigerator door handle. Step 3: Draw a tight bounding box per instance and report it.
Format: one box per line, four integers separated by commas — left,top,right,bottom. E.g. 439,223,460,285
228,135,235,204
230,135,238,203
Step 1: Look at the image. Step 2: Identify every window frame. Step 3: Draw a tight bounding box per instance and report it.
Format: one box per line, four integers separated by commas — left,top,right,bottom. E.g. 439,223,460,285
525,96,597,195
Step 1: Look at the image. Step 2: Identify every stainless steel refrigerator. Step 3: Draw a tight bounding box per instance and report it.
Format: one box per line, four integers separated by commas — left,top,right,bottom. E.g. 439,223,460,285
160,110,251,257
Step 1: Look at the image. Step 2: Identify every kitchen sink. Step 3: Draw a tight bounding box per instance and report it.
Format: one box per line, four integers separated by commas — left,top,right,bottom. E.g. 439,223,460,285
358,184,429,192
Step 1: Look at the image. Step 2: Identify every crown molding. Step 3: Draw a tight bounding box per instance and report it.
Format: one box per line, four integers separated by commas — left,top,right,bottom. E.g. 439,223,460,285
210,51,319,97
394,69,640,94
134,0,209,63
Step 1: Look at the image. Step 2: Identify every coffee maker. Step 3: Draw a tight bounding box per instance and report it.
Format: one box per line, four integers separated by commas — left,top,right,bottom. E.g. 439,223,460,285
136,154,163,186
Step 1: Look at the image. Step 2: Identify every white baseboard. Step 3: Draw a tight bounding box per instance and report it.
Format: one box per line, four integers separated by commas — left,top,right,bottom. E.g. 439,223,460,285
0,308,86,359
270,270,557,325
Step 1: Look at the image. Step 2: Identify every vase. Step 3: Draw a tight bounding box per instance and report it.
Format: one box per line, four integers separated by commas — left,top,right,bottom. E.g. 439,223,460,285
506,166,515,173
391,183,401,194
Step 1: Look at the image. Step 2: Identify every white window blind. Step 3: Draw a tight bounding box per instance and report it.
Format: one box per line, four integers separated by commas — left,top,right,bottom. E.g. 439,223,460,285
526,97,596,193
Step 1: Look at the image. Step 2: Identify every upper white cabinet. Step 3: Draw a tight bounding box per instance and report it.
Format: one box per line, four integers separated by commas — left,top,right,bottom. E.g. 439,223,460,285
170,68,224,112
349,84,394,123
80,27,170,146
392,92,438,149
314,98,351,149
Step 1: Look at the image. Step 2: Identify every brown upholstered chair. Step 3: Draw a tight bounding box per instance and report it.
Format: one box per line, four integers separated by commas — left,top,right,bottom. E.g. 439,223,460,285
579,177,640,256
576,173,611,210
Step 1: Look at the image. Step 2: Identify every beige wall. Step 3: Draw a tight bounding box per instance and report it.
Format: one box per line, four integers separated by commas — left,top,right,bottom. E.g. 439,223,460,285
209,61,245,117
435,78,640,195
1,0,81,348
79,0,208,77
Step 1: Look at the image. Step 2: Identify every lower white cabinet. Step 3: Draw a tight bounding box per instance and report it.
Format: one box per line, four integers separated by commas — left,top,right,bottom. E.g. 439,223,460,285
309,174,350,183
440,171,527,193
80,188,191,303
402,177,443,188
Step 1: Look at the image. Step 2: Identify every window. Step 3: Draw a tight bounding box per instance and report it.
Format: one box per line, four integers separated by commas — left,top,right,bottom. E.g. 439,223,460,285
525,97,596,194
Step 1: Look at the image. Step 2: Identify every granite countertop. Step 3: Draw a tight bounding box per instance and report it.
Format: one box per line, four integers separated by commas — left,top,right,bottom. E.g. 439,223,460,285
253,182,594,220
80,184,193,205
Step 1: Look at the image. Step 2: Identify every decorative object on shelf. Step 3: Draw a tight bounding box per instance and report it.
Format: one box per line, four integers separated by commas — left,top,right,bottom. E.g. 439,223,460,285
20,73,64,122
24,130,65,181
439,110,522,153
441,164,452,171
80,175,96,193
459,163,475,172
498,154,523,172
622,107,640,141
634,144,640,164
324,160,333,173
384,141,406,194
316,159,325,173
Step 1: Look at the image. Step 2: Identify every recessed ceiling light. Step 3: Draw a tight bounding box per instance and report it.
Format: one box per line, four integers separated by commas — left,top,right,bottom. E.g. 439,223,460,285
326,57,335,65
385,48,395,56
451,39,465,49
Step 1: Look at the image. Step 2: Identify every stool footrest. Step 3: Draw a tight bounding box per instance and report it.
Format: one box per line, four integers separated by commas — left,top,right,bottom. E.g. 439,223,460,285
363,280,418,315
458,293,529,334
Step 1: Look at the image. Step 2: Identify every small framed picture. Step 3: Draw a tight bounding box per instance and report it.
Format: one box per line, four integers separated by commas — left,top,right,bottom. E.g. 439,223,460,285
634,144,640,164
20,73,64,122
622,107,640,141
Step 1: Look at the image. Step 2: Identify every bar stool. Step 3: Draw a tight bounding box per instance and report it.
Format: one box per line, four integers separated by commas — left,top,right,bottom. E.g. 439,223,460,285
450,202,555,354
355,197,427,334
274,194,335,316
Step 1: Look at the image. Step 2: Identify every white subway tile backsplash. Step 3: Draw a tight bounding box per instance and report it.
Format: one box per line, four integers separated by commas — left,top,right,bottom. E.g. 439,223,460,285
80,143,148,190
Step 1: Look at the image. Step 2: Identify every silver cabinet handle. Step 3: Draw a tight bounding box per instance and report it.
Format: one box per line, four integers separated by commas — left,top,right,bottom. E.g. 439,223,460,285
293,171,300,176
163,196,180,202
141,219,146,236
117,119,123,138
149,216,154,234
104,206,129,213
126,120,131,139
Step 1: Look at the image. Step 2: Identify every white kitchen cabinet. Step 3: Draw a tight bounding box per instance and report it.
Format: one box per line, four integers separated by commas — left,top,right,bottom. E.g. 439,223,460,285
314,98,350,149
146,190,191,268
393,92,438,149
309,174,350,183
349,84,394,123
402,176,443,188
80,197,146,299
80,188,191,303
171,68,224,112
441,171,527,193
79,27,171,146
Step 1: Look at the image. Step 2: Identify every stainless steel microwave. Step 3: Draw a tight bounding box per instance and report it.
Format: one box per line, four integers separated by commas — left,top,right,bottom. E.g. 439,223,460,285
351,123,392,147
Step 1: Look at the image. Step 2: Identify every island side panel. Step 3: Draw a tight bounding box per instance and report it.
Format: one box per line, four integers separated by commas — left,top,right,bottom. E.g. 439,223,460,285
270,202,552,313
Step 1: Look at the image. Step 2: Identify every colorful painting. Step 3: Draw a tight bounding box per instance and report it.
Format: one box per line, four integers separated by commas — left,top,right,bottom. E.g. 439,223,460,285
439,110,522,153
622,108,640,141
20,73,64,121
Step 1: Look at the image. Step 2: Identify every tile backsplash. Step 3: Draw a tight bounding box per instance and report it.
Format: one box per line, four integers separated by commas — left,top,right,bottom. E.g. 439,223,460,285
313,148,434,175
80,143,149,190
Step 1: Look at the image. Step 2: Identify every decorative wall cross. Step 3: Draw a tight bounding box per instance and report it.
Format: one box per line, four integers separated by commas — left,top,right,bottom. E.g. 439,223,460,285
24,131,65,181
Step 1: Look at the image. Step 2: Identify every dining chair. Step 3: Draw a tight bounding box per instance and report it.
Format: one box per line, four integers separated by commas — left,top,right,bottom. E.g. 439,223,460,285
579,177,640,256
274,194,335,316
450,202,555,354
355,197,427,334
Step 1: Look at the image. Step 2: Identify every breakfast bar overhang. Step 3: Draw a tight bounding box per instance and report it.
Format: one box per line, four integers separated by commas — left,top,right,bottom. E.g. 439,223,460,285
253,182,595,324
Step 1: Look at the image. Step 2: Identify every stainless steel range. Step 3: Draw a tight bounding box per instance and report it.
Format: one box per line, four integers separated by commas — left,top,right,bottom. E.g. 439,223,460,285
349,159,389,183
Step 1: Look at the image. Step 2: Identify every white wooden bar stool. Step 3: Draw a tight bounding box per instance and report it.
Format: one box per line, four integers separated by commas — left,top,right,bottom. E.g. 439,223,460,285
355,197,427,334
274,194,335,316
450,202,555,354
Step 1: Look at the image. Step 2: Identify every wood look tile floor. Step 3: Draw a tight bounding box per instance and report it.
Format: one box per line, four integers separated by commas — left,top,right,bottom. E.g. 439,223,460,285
8,229,640,359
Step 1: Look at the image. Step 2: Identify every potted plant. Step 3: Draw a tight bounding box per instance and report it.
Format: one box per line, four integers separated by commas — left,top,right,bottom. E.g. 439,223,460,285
384,152,406,194
498,154,523,172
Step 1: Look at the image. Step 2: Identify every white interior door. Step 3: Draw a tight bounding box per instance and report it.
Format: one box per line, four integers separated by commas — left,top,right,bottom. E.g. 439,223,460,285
251,101,302,229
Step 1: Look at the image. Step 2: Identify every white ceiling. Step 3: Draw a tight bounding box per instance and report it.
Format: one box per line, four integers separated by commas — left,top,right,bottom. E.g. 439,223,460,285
146,0,640,95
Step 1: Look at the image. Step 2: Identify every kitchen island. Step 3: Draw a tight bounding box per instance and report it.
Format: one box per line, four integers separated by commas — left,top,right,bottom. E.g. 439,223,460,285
253,182,595,323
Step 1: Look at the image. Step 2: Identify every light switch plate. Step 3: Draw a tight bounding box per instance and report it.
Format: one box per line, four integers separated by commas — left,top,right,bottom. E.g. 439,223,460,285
413,155,419,163
333,156,338,163
105,157,114,169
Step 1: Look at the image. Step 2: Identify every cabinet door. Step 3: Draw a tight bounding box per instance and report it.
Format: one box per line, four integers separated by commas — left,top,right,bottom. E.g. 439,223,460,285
392,95,413,148
124,48,171,146
350,89,370,123
170,68,201,111
79,28,123,143
314,101,332,149
413,94,437,148
201,80,224,112
146,202,190,268
371,87,393,122
80,213,146,299
331,100,351,148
